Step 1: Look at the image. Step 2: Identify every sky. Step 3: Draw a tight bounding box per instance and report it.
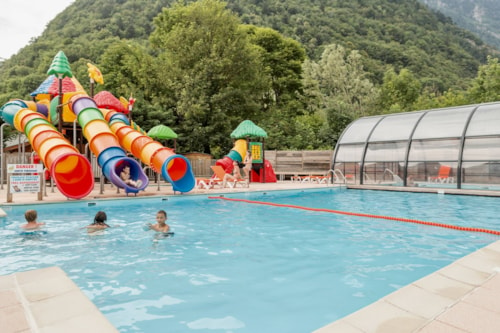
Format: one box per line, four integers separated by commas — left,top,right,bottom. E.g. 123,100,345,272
0,0,75,60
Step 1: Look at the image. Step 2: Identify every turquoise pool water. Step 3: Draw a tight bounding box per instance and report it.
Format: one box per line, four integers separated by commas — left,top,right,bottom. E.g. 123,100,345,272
0,188,499,332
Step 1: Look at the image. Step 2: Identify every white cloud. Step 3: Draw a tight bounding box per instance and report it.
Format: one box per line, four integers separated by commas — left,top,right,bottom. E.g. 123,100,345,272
0,0,75,59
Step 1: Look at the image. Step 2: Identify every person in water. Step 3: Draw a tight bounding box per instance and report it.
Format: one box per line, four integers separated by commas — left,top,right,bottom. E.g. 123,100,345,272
86,211,111,232
120,165,142,188
148,210,170,233
21,209,45,230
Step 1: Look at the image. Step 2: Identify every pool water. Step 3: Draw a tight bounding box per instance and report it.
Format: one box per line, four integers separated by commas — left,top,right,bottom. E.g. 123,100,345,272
0,189,498,333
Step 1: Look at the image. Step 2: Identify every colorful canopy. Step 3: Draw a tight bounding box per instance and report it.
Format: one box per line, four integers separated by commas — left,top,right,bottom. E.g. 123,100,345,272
47,51,73,79
94,91,128,114
31,75,85,97
148,124,178,139
230,120,268,139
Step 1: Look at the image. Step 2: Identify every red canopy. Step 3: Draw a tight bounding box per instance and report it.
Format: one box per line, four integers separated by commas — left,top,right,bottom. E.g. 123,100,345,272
94,91,129,114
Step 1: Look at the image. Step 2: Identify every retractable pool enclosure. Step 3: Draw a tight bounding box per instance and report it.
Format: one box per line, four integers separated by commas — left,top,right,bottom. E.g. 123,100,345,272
331,102,500,191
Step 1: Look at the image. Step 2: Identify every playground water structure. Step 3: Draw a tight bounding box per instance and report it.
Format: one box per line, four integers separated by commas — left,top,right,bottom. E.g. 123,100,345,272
216,138,248,172
0,92,196,198
1,188,499,333
98,106,195,192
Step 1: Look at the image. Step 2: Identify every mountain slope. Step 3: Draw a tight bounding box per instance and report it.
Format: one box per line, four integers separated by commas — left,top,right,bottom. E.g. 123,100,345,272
0,0,496,103
419,0,500,50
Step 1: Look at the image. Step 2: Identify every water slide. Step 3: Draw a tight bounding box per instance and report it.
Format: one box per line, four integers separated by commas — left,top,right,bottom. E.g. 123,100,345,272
64,93,149,194
97,106,195,193
0,100,94,199
216,139,248,172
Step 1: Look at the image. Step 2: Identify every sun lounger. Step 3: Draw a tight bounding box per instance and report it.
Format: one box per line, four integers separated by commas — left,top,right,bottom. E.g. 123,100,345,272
210,165,248,188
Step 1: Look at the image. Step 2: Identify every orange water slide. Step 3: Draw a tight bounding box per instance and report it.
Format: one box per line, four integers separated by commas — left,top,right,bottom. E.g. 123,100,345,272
99,108,195,192
66,94,149,194
0,100,94,199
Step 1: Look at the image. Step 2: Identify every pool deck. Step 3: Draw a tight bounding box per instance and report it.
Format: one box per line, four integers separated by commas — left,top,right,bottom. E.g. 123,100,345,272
1,181,500,332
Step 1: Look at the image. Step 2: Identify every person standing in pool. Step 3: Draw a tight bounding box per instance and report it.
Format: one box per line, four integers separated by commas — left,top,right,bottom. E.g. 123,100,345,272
148,210,170,233
21,209,45,230
86,211,111,232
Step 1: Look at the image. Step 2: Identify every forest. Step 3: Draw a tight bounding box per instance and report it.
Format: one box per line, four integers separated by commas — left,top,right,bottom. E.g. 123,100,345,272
0,0,499,157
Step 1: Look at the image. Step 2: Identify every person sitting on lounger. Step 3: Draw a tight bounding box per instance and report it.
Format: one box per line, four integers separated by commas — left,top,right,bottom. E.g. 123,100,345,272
222,161,244,188
120,165,142,188
243,150,252,182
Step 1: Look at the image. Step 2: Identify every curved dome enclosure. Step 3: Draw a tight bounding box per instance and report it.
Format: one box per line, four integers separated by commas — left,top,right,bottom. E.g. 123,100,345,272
331,102,500,191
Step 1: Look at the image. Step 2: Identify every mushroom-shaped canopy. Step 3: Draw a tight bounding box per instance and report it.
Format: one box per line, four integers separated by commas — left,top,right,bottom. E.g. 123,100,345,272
230,120,268,139
148,124,178,139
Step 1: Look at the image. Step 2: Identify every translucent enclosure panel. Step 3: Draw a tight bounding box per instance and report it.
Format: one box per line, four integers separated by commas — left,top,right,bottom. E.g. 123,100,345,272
462,162,500,188
339,117,382,144
369,112,423,142
363,162,404,186
364,141,407,162
406,161,457,188
332,162,360,184
334,144,365,162
412,106,474,139
463,137,500,161
466,103,500,137
408,139,460,161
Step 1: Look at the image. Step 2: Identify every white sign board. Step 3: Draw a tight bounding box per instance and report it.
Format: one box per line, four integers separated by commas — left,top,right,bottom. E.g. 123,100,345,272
10,175,41,193
7,164,43,174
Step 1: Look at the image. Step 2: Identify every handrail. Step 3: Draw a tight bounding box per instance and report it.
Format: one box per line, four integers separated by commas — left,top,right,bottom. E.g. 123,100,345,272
329,169,346,184
383,168,404,185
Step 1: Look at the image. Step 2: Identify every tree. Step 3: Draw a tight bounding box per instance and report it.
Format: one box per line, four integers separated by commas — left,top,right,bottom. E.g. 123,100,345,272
378,67,421,113
302,44,378,146
467,56,500,103
149,0,268,156
242,25,307,149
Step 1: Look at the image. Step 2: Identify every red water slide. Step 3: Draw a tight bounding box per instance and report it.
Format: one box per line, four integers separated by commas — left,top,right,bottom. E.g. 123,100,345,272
0,100,94,199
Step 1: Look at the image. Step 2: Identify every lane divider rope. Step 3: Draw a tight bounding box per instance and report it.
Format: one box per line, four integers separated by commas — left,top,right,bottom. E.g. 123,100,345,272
208,196,500,236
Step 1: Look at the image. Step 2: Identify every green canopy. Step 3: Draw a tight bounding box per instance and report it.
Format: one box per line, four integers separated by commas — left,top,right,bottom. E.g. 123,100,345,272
230,120,268,139
47,51,73,78
147,125,178,139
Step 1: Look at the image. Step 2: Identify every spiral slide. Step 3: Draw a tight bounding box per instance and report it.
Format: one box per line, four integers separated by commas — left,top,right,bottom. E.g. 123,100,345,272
65,93,149,194
216,139,248,172
0,100,94,199
99,108,195,193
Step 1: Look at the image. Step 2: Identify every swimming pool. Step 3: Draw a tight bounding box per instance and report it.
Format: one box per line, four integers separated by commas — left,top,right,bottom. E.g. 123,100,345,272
0,188,498,332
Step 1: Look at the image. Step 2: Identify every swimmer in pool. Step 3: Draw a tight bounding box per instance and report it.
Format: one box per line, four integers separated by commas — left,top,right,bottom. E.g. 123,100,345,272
21,209,45,230
147,210,170,233
86,211,111,232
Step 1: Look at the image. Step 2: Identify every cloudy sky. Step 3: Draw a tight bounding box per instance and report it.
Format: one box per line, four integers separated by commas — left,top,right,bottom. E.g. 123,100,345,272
0,0,75,60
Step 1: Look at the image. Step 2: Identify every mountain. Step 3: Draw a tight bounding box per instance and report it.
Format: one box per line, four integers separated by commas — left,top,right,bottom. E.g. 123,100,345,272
0,0,497,103
419,0,500,50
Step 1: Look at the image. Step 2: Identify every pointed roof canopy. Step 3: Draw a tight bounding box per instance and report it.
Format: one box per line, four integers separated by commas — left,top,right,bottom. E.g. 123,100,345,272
30,75,85,96
148,124,178,139
47,51,73,78
94,91,129,113
230,120,268,139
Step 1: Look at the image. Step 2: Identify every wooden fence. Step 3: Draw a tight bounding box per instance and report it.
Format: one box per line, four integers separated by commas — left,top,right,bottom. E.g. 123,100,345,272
264,150,333,180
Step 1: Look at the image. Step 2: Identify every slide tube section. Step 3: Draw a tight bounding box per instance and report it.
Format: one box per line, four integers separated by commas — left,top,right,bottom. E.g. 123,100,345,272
69,95,148,194
0,100,94,199
102,109,195,192
216,139,248,173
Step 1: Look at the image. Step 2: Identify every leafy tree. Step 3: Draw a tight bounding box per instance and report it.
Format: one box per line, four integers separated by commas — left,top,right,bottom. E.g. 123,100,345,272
302,44,378,145
378,67,422,112
412,88,469,110
242,25,307,149
149,0,268,156
467,56,500,103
